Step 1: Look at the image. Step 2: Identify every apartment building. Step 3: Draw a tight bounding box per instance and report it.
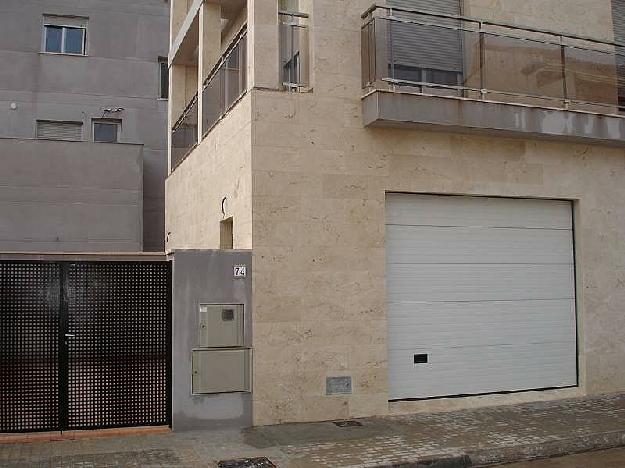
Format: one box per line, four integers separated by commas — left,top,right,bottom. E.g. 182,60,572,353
0,0,169,252
166,0,625,428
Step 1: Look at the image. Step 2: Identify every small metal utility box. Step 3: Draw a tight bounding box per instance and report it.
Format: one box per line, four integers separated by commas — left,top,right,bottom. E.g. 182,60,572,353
198,304,243,348
192,348,251,394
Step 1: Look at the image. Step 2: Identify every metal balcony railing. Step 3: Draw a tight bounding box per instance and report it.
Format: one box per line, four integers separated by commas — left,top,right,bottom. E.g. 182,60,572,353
279,11,310,90
171,93,198,170
170,29,247,172
362,4,625,115
202,28,247,137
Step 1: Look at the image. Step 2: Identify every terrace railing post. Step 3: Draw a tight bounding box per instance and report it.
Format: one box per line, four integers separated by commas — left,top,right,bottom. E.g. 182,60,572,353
560,37,570,109
479,23,485,100
388,8,395,81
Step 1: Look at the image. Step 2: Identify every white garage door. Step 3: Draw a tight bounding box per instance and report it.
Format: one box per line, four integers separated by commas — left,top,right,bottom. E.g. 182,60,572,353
386,194,577,400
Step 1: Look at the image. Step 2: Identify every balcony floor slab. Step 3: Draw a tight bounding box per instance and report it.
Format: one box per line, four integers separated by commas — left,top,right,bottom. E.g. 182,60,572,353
363,90,625,147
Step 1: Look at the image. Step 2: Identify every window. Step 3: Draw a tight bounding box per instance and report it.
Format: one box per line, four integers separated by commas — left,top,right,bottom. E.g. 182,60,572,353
43,16,87,55
92,120,120,143
159,57,169,99
387,0,463,88
220,218,233,250
36,120,83,141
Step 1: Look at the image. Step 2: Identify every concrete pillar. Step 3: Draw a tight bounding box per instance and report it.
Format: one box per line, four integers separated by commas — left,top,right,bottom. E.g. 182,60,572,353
248,0,280,90
198,2,222,136
170,0,188,45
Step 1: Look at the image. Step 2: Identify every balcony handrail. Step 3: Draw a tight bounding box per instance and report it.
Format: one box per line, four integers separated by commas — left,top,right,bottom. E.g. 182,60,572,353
172,92,198,132
278,10,309,19
362,3,625,52
202,26,247,90
379,77,613,112
361,4,625,116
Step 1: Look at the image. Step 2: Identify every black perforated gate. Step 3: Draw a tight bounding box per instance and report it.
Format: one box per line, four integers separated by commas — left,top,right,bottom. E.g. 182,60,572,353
0,261,171,433
0,262,61,432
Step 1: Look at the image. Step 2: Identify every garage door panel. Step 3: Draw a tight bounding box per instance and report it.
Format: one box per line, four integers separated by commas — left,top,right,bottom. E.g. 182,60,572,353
386,194,577,400
386,225,574,265
386,194,572,229
387,264,575,302
388,299,576,349
388,341,578,399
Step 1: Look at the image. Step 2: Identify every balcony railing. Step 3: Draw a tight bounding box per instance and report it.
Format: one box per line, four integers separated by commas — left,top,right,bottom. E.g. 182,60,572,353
171,93,198,170
170,29,247,172
202,28,247,137
279,11,310,90
362,4,625,115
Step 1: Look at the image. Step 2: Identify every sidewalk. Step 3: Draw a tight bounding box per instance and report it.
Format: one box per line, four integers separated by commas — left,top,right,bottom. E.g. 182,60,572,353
2,393,625,467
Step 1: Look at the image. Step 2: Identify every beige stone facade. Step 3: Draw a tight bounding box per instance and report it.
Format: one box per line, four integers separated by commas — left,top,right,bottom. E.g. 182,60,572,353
167,0,625,426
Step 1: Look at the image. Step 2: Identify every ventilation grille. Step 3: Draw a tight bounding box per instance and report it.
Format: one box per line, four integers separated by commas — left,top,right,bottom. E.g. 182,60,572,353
36,120,83,141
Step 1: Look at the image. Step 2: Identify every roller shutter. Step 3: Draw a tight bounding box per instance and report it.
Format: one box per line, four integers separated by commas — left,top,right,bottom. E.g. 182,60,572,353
611,0,625,106
36,120,83,141
387,0,463,74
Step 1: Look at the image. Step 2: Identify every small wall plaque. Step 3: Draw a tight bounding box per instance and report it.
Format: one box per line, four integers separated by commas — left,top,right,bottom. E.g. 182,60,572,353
233,264,247,278
326,376,352,395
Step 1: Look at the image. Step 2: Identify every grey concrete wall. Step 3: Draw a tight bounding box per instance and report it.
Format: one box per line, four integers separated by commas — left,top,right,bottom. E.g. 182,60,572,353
0,0,169,251
171,250,253,431
0,138,143,252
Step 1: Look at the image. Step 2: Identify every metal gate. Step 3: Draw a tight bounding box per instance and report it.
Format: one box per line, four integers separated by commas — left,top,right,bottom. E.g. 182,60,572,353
0,261,171,432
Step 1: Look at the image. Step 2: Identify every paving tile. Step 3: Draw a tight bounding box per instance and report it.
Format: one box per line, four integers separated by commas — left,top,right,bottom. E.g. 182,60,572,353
2,394,625,467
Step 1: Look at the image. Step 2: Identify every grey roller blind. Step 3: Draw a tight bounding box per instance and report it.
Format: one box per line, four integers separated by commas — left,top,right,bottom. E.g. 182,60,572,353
613,0,625,42
36,120,83,141
387,0,463,72
612,0,625,105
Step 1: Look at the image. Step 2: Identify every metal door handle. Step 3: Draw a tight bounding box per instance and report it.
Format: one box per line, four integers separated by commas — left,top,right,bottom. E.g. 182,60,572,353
64,333,75,338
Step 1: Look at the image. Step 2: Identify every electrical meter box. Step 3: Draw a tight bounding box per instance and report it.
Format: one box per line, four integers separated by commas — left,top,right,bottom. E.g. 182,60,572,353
192,348,251,394
198,304,243,348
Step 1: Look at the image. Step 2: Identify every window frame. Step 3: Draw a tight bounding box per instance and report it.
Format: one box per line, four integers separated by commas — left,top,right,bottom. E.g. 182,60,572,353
92,119,121,143
158,57,169,100
42,19,87,56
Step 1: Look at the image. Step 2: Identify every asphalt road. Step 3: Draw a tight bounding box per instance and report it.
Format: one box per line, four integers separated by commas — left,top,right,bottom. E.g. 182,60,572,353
500,448,625,467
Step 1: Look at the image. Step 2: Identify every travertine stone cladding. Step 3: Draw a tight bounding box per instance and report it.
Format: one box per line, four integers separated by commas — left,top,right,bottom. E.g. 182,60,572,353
166,0,625,426
166,95,252,250
248,0,625,425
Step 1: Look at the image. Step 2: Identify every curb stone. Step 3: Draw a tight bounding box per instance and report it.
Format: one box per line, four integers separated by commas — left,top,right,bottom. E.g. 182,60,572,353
370,428,625,468
375,454,472,468
467,429,625,466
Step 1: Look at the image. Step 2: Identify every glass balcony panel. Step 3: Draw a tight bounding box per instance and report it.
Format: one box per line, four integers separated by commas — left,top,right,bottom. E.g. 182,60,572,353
482,34,565,106
361,22,370,86
565,47,620,112
224,46,241,110
279,14,309,88
294,25,310,87
202,70,222,133
171,96,198,170
376,20,470,96
373,18,389,87
280,21,294,85
240,39,247,93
